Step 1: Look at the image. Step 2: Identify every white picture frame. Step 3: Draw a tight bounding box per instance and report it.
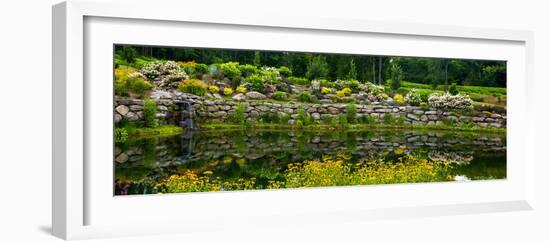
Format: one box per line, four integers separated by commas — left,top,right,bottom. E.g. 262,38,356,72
52,0,535,240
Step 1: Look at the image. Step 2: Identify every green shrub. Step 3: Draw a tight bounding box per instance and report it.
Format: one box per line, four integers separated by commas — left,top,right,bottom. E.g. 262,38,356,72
238,64,259,76
280,113,290,124
442,116,456,126
195,63,208,74
125,76,153,98
178,79,207,96
278,66,292,77
320,79,335,88
297,92,315,103
449,83,459,95
383,113,395,124
321,87,332,94
338,115,348,126
322,115,333,124
236,85,247,94
114,128,128,142
143,99,158,128
259,111,280,123
208,85,220,93
220,62,242,79
223,87,234,96
295,120,304,128
272,91,288,101
243,74,265,92
360,114,375,124
228,103,247,124
287,76,310,86
346,104,357,124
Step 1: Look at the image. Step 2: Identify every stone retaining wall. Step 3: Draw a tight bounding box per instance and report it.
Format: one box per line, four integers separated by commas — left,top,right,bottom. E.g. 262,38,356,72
114,93,506,128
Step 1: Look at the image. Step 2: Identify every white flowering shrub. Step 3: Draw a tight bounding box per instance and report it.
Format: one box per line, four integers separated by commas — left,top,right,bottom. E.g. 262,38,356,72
405,89,422,106
140,61,184,80
428,93,473,110
310,80,321,92
359,82,385,95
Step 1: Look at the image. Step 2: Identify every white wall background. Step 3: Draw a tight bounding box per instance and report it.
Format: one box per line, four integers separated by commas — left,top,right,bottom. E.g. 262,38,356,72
0,0,548,240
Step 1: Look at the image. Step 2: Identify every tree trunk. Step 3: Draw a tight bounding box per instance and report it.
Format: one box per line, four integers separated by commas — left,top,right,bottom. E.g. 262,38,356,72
378,56,382,85
372,57,376,83
445,60,448,92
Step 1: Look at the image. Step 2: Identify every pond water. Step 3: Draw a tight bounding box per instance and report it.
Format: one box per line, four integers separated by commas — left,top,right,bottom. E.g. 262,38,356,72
114,129,506,195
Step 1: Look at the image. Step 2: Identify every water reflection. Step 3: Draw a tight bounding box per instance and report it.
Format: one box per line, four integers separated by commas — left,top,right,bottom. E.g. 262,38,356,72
114,129,506,195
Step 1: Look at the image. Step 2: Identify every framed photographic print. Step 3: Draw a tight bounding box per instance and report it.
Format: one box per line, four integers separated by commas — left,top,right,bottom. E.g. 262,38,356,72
53,0,535,240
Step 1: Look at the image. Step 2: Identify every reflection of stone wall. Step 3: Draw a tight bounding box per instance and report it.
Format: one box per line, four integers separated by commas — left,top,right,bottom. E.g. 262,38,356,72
115,131,505,168
114,92,506,128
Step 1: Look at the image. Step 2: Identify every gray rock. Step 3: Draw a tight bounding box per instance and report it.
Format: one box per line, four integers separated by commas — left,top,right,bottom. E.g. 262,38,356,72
126,112,139,121
245,91,267,99
257,106,270,112
115,105,129,116
213,93,222,99
472,117,485,122
232,93,247,101
114,114,122,123
157,105,168,111
327,107,340,114
129,105,143,111
115,153,129,163
406,113,420,121
312,113,321,120
420,115,428,121
207,106,218,112
428,115,439,121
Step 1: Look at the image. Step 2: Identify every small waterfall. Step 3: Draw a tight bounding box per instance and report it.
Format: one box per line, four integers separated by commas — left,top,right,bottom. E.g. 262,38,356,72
179,101,195,130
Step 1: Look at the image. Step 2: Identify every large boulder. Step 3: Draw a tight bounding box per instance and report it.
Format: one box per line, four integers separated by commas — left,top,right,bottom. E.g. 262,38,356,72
232,93,247,101
245,91,266,100
115,105,129,116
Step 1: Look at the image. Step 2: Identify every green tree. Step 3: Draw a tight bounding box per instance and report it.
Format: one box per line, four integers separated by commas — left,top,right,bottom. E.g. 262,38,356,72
253,51,261,67
306,56,329,80
348,58,357,80
121,46,137,69
390,63,403,90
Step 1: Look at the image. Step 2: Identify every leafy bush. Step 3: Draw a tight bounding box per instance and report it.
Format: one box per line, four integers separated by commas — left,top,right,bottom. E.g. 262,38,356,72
208,85,220,93
449,83,459,95
114,128,128,142
346,104,357,124
321,87,332,94
124,76,153,97
272,91,288,101
295,120,304,128
242,75,263,92
238,64,259,76
287,76,310,86
228,103,247,124
383,113,395,124
393,94,405,104
297,92,315,103
336,88,352,97
405,89,422,106
320,79,335,88
338,115,348,126
236,85,247,94
220,62,242,79
178,79,207,96
259,66,280,85
259,111,280,123
195,63,209,74
428,93,473,110
143,99,158,128
278,66,292,77
360,114,375,124
347,79,360,92
223,87,234,96
280,113,290,124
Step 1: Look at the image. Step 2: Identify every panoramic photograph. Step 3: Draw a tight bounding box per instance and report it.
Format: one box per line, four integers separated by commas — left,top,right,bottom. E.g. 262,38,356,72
113,45,507,195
